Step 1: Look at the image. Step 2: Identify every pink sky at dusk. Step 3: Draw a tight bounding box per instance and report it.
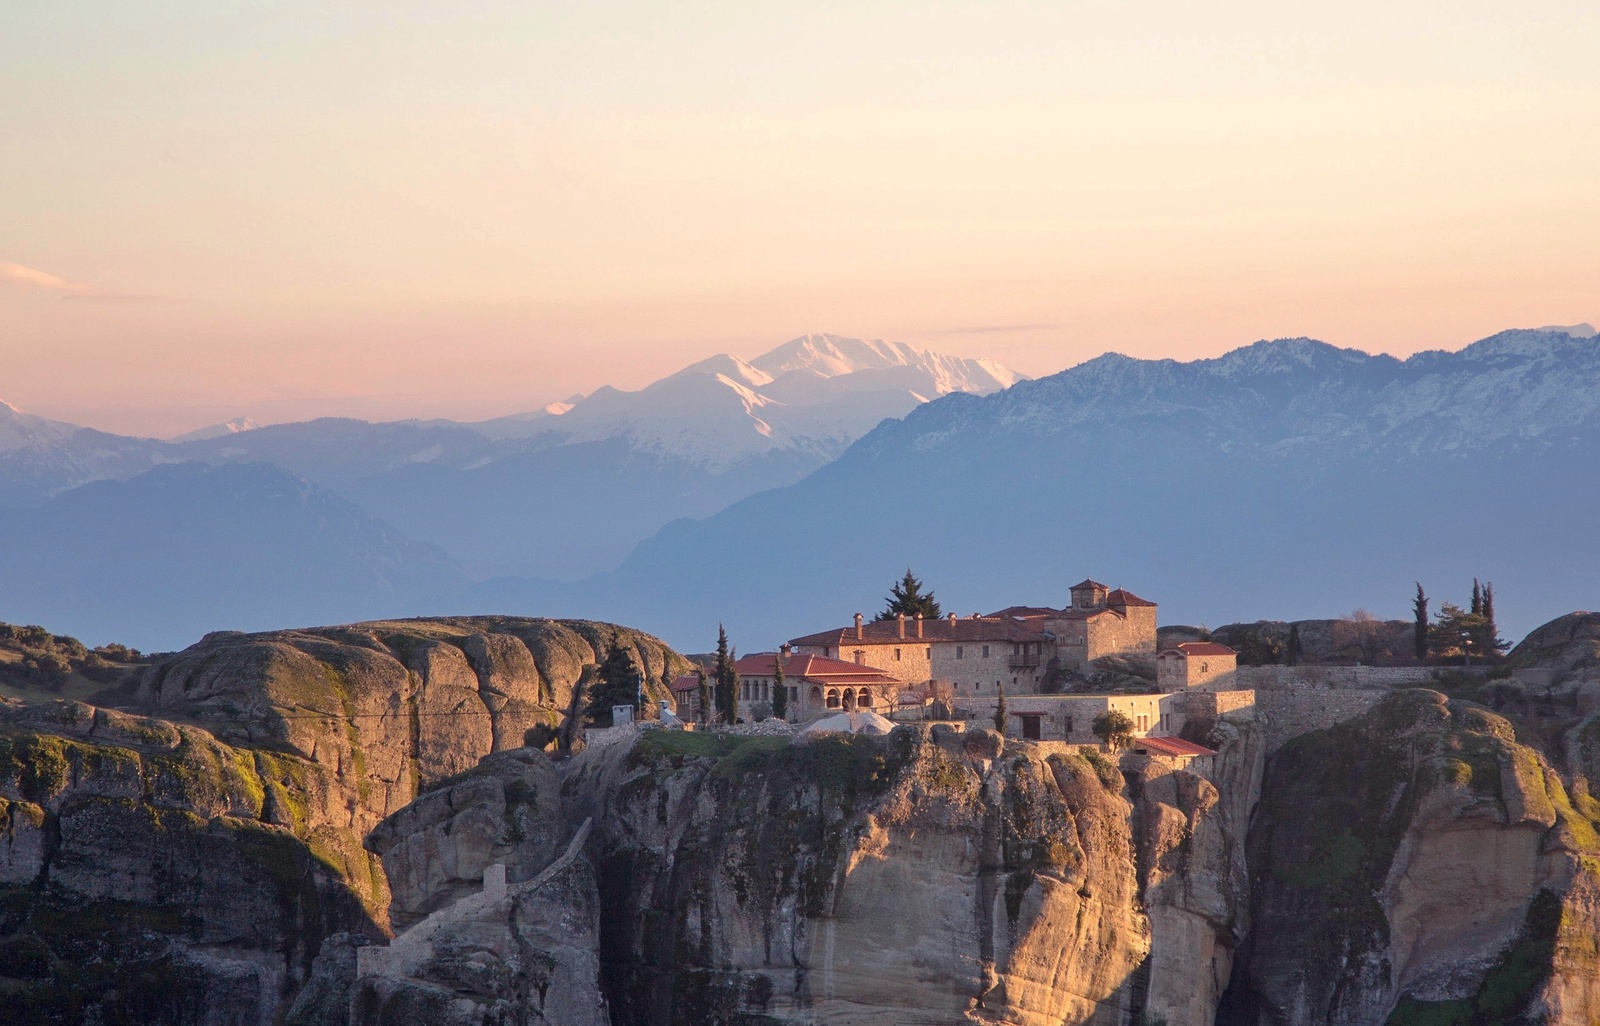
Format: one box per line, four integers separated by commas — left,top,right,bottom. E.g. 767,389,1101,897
3,2,1597,438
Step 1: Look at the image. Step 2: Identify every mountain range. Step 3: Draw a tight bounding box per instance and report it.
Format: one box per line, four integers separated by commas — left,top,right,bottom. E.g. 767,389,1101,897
5,325,1597,653
474,327,1600,651
0,335,1017,647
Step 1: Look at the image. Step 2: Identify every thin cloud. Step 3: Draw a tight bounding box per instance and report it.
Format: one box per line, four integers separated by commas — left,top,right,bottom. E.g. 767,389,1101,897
0,262,96,295
0,262,166,303
930,323,1059,335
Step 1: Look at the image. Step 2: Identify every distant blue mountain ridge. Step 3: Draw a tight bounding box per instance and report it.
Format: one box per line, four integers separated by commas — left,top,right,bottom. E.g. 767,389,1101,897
470,329,1600,652
1,328,1596,652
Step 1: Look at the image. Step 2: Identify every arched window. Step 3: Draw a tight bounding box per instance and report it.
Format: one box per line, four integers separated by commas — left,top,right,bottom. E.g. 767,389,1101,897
858,688,873,707
826,689,840,709
842,689,855,711
809,685,823,708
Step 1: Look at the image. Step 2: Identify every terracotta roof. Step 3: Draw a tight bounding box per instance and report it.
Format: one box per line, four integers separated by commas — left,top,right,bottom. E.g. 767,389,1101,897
1160,642,1236,658
1105,588,1156,607
733,652,899,685
790,616,1047,648
1070,579,1108,591
986,605,1061,619
669,673,704,693
1135,736,1216,757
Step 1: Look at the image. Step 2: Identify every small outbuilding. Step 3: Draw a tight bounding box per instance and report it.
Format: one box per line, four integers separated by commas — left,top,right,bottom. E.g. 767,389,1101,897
1156,642,1238,691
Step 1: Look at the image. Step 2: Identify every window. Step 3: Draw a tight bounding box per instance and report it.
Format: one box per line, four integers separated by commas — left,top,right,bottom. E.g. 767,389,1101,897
1064,716,1074,735
741,681,749,700
1200,661,1209,673
926,647,932,659
858,688,873,707
982,645,989,658
1137,714,1149,731
826,689,840,708
894,648,901,661
790,686,799,704
956,646,964,659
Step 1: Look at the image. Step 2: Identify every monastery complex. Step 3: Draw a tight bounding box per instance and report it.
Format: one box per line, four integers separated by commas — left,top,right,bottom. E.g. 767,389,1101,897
670,577,1257,754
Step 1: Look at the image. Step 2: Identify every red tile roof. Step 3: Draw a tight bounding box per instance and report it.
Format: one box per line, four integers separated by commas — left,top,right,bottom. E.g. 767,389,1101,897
732,652,900,686
790,616,1047,648
1106,588,1156,607
1135,736,1216,757
669,673,704,693
986,605,1061,619
1160,642,1236,657
1070,579,1108,591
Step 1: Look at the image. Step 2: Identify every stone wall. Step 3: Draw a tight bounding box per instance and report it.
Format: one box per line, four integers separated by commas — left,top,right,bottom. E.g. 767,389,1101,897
1256,689,1390,753
941,639,1043,697
1232,665,1441,691
1088,605,1159,663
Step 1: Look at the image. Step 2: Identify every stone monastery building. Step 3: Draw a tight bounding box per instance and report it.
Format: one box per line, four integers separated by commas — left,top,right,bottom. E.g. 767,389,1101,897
788,579,1157,697
669,652,902,722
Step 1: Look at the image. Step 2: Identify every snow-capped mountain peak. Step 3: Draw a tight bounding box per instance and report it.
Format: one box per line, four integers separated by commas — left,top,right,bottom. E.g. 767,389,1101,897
478,334,1021,468
170,417,261,443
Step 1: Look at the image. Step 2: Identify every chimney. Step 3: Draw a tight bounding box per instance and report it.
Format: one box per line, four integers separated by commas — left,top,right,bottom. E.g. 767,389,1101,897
914,612,923,638
948,613,957,627
898,613,906,639
780,642,791,663
854,613,863,639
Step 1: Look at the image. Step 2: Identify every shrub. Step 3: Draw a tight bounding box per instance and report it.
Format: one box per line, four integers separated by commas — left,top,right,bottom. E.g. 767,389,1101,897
1091,710,1135,751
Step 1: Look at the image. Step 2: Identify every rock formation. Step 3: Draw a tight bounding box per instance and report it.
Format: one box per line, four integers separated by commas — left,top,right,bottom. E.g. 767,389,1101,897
0,616,688,1025
349,750,608,1025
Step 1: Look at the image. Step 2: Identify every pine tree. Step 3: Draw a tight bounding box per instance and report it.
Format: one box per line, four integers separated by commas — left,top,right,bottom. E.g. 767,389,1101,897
1431,602,1488,666
770,653,788,720
586,644,643,726
1413,583,1429,661
1286,623,1302,666
875,569,942,622
993,680,1007,735
711,625,739,725
1471,579,1483,616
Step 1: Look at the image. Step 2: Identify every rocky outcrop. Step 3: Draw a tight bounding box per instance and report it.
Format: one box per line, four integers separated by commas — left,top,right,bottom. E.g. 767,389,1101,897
349,750,608,1026
1211,618,1415,666
1218,690,1600,1025
0,616,689,1025
1508,611,1600,681
559,723,1256,1026
0,701,380,1023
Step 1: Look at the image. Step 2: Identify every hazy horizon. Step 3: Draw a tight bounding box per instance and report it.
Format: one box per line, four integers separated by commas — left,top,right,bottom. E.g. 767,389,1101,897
5,2,1599,436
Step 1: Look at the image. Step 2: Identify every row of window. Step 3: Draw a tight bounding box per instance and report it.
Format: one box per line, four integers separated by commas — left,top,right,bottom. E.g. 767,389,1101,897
740,680,800,703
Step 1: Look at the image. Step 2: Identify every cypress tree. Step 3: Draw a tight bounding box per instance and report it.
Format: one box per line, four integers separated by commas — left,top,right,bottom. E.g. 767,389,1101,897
695,669,710,725
712,625,739,725
1286,623,1302,667
993,680,1007,735
771,653,788,720
586,644,643,726
1471,579,1483,616
1482,583,1505,659
1413,583,1429,661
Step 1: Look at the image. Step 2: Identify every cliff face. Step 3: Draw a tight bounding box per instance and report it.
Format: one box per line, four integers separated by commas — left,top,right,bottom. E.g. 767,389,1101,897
551,723,1261,1026
0,616,688,1025
0,699,380,1023
1219,690,1600,1026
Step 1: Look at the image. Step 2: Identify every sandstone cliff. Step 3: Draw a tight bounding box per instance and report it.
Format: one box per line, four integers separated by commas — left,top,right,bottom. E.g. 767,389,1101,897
1218,689,1600,1026
0,616,688,1025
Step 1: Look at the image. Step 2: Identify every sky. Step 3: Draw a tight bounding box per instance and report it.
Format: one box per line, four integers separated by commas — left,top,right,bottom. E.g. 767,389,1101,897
3,2,1598,438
